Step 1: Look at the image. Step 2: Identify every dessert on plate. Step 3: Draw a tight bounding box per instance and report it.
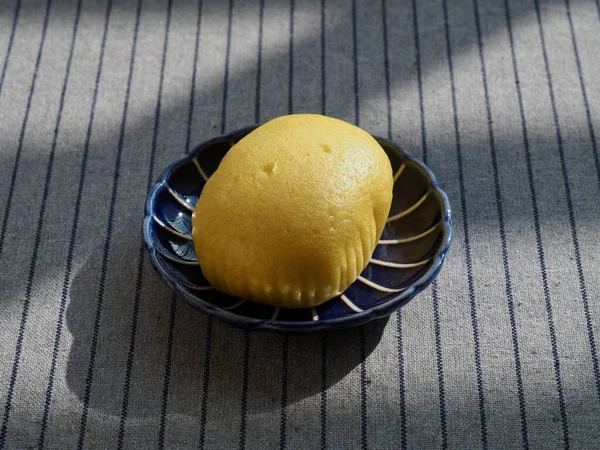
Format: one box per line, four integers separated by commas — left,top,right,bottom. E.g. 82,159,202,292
192,114,393,308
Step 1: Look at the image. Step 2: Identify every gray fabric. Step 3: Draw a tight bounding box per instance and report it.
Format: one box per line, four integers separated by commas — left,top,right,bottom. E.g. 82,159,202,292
1,0,599,448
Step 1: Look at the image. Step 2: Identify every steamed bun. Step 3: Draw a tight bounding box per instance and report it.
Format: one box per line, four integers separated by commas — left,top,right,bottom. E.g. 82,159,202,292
192,114,393,308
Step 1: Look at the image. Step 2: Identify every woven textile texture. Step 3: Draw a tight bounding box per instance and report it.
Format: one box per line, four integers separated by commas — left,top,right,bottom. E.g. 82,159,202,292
1,0,600,448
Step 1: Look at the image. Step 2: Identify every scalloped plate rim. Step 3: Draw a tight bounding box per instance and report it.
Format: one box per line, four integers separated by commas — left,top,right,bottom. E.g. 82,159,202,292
142,126,453,332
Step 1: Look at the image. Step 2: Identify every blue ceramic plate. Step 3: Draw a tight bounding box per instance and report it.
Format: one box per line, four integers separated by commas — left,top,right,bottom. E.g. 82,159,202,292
143,126,452,332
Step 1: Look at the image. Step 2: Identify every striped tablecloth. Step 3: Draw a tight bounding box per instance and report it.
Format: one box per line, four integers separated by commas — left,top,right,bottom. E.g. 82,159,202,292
1,0,599,448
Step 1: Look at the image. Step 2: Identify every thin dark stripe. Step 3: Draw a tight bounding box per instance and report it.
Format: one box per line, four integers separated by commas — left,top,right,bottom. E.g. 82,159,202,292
175,0,205,445
38,0,113,447
381,0,391,140
351,4,367,446
351,0,359,126
427,1,450,448
320,0,326,116
199,1,235,445
236,5,263,444
237,331,251,450
279,334,289,450
226,3,265,449
138,2,176,448
255,0,264,124
441,0,487,448
279,2,295,445
503,2,569,448
182,0,207,446
319,4,327,448
319,333,327,450
431,282,448,449
534,0,600,414
115,285,142,437
288,0,294,114
472,0,529,447
159,0,205,444
0,0,21,98
185,0,204,154
197,317,213,450
382,1,406,444
220,0,234,135
158,297,177,450
395,312,406,449
350,3,368,446
359,328,367,450
411,2,446,447
76,0,144,447
411,0,426,162
167,1,204,446
0,0,52,260
563,0,600,196
0,0,53,444
117,0,173,445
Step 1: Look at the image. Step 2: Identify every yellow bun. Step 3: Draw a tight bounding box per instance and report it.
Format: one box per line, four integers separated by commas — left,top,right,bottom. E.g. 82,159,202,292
192,114,393,308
